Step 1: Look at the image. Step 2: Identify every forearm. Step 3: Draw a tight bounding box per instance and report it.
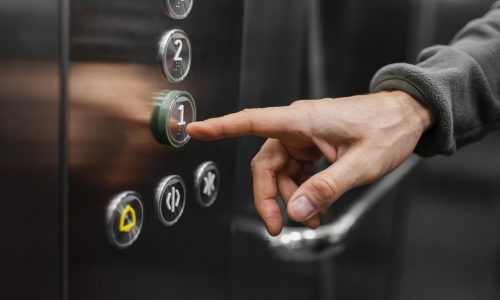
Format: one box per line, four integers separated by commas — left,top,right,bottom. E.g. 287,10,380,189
370,1,500,156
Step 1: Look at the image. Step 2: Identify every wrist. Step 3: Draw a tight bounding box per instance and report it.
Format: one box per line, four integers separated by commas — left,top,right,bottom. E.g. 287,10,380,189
388,90,434,134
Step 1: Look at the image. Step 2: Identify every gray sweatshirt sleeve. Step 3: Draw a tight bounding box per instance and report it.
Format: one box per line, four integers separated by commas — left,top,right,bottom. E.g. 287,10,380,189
370,1,500,157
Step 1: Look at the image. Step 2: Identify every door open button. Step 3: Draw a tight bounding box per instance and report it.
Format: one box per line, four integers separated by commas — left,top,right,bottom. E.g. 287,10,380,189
155,175,186,226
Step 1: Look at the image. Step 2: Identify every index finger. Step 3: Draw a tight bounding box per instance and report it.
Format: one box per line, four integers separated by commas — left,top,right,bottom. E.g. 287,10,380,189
187,107,298,140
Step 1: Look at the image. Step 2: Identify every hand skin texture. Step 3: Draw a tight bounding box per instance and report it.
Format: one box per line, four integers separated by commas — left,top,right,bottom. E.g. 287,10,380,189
187,91,434,236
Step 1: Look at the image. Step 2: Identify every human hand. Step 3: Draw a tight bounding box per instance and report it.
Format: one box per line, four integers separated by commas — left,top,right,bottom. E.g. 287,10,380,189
187,91,433,236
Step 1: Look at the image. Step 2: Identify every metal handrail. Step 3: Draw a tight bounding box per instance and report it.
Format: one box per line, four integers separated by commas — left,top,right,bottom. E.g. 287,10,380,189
233,155,420,262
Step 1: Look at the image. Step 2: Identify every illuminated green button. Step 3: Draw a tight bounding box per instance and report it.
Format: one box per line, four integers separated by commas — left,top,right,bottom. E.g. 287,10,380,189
151,90,196,148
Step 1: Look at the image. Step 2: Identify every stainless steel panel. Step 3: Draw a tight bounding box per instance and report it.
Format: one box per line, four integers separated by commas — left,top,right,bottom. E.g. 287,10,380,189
0,0,61,298
68,0,243,299
232,2,319,300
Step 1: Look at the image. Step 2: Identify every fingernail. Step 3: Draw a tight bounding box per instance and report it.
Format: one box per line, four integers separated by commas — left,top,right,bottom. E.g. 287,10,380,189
289,196,315,220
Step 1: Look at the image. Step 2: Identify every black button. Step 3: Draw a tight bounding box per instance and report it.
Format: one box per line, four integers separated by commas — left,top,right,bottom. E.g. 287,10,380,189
155,175,186,226
194,161,220,208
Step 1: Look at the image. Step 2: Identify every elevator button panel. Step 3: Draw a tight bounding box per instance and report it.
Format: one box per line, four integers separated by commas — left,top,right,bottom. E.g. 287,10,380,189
155,175,186,226
159,29,191,83
151,90,196,148
106,191,144,249
163,0,194,19
194,161,220,208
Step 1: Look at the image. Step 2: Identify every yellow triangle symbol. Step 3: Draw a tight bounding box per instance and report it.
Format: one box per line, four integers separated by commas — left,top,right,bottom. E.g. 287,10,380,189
119,204,136,233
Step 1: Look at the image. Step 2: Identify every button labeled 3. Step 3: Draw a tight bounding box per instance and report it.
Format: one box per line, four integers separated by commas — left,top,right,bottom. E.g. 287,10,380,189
159,29,191,83
106,192,144,249
194,161,220,208
151,90,196,148
163,0,194,19
156,175,186,226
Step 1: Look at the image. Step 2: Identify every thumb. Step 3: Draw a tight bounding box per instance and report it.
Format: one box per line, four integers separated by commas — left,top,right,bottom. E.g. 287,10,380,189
287,150,366,222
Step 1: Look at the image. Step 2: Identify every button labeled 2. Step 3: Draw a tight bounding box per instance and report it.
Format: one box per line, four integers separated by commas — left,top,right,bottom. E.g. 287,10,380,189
159,29,191,83
151,90,196,148
155,175,186,226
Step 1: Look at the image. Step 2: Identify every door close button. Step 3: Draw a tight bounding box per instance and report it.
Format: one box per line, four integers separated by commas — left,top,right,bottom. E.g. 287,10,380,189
151,90,196,148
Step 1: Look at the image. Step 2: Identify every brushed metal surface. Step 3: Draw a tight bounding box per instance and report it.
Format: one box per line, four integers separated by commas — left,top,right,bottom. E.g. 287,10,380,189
69,0,243,299
0,0,61,298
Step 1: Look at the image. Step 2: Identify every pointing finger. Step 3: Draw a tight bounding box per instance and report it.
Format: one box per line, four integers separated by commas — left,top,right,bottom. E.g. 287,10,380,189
187,106,306,140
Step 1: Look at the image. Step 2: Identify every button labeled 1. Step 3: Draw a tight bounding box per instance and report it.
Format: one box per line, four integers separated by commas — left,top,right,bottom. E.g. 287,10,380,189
106,191,144,249
159,29,191,84
194,161,220,208
151,90,196,148
163,0,194,19
155,175,186,226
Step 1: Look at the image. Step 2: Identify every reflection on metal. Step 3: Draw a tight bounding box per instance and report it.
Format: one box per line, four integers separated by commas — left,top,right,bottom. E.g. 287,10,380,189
233,155,420,262
306,0,327,98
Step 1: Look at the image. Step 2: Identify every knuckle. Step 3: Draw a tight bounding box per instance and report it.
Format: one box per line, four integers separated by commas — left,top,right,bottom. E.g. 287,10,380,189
309,176,341,206
250,156,260,172
253,197,263,211
241,108,255,115
250,153,268,174
241,108,256,133
291,100,307,107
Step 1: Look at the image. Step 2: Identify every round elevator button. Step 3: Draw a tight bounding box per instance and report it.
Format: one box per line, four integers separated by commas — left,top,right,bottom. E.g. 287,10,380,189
194,161,220,208
155,175,186,226
151,90,196,148
159,29,191,83
163,0,194,20
106,191,144,249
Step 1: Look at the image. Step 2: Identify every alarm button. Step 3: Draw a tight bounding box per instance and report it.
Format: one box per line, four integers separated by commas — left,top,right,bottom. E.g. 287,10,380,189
194,161,220,208
151,90,196,148
159,29,191,84
163,0,194,19
106,191,144,249
155,175,186,226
